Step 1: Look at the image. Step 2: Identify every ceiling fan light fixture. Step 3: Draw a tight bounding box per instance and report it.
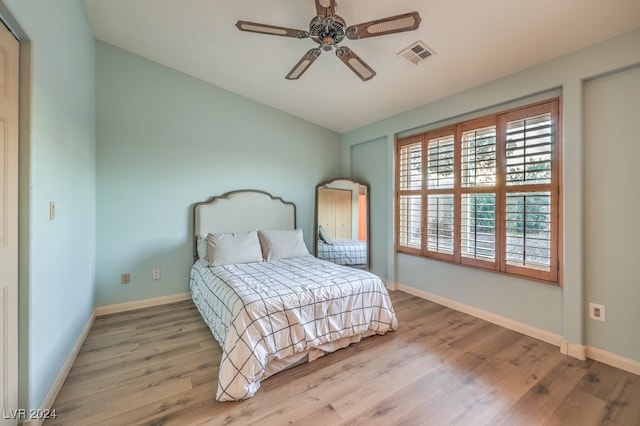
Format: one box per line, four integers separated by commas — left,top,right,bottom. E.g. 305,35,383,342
236,2,421,80
309,15,346,48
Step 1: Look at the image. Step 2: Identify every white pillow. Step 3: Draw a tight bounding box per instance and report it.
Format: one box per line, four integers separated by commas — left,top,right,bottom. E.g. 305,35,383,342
206,231,263,266
258,229,310,261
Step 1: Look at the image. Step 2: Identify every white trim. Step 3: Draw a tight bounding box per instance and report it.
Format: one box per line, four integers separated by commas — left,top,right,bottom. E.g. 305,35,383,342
395,283,563,347
560,340,587,360
22,312,96,426
586,346,640,376
95,293,192,317
382,278,397,291
396,283,640,377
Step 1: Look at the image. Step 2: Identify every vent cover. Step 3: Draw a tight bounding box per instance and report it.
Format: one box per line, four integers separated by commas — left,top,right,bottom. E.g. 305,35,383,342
398,41,434,65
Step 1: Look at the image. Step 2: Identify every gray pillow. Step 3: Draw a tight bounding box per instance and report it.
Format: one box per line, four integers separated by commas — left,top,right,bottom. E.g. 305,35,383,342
258,229,310,261
318,225,333,244
206,231,263,266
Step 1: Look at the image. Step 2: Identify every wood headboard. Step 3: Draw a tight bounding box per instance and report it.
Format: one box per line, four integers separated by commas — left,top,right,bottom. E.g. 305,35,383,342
192,189,296,260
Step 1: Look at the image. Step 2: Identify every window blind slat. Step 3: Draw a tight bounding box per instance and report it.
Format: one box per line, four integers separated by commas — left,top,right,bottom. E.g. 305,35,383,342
399,195,422,249
461,193,496,260
427,135,455,189
427,194,454,253
506,113,553,186
399,142,422,191
505,191,552,270
462,125,497,188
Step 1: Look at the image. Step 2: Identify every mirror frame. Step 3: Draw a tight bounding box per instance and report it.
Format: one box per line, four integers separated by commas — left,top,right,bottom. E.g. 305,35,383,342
314,177,370,270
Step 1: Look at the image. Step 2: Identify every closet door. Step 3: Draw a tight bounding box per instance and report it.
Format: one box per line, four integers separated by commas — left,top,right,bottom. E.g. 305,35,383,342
318,188,336,237
0,20,19,425
318,188,352,239
333,189,352,239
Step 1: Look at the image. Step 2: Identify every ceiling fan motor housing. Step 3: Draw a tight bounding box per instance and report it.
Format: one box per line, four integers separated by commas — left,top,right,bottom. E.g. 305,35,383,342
309,15,346,50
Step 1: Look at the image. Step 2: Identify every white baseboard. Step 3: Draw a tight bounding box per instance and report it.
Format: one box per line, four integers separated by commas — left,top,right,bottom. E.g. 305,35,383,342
383,279,397,291
395,283,640,376
95,292,192,317
587,345,640,376
22,311,96,426
395,283,563,347
560,340,587,360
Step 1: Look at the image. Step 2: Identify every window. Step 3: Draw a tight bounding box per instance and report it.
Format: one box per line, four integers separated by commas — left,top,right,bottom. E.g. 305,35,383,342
396,99,561,283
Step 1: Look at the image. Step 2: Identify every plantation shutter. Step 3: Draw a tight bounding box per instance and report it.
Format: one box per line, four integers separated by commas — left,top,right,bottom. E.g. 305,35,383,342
502,103,558,281
460,123,498,268
425,132,455,260
394,98,560,284
397,138,423,252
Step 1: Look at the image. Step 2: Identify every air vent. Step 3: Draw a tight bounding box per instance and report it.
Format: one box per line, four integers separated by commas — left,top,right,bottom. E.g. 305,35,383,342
398,41,434,66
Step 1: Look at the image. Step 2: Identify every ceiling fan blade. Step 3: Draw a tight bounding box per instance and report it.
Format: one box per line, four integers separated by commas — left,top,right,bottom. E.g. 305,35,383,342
346,11,421,40
236,21,309,38
286,48,322,80
315,0,337,17
335,46,376,81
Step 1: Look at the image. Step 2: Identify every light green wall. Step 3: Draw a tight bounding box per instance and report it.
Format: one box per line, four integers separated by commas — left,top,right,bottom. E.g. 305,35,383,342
95,42,341,306
2,0,96,410
350,138,389,278
342,29,640,356
584,65,640,361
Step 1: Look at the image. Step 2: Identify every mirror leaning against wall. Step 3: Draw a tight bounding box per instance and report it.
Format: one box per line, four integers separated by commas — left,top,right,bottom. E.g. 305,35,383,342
314,178,370,270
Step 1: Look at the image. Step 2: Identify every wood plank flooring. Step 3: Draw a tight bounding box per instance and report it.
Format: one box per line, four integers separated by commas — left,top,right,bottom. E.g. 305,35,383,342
46,291,640,425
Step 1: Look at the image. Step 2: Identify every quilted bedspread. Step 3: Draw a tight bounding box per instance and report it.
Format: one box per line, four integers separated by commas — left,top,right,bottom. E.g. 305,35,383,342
317,239,368,266
190,255,398,401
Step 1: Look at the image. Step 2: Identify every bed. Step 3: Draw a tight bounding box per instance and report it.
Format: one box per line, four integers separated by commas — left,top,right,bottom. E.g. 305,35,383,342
316,238,368,268
189,190,398,401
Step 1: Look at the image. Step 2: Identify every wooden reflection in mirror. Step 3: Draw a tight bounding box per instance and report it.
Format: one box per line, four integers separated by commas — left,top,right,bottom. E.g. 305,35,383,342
314,178,370,270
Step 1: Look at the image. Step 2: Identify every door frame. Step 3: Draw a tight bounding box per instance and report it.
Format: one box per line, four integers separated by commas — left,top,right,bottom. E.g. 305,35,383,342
0,2,31,419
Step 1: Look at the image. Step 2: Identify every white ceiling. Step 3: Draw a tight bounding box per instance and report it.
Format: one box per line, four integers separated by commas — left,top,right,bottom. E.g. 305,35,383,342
83,0,640,133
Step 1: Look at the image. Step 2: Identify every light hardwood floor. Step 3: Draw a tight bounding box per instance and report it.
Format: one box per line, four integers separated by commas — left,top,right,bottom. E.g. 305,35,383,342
46,291,640,425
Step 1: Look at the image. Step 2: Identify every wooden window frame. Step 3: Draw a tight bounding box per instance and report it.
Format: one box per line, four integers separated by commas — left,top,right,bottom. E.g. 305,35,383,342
395,99,562,285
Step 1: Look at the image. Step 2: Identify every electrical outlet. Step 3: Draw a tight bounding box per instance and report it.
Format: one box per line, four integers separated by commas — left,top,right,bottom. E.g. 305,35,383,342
152,269,161,281
121,273,130,285
589,303,606,322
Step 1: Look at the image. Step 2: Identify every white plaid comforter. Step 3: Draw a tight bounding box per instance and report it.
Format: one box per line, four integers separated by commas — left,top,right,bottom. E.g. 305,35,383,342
317,239,368,266
190,255,398,401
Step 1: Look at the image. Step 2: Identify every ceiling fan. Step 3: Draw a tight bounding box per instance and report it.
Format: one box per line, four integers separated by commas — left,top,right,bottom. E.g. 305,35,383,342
235,0,421,81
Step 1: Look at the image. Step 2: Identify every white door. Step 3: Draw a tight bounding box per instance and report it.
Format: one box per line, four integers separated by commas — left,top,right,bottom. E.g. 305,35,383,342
0,20,19,426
